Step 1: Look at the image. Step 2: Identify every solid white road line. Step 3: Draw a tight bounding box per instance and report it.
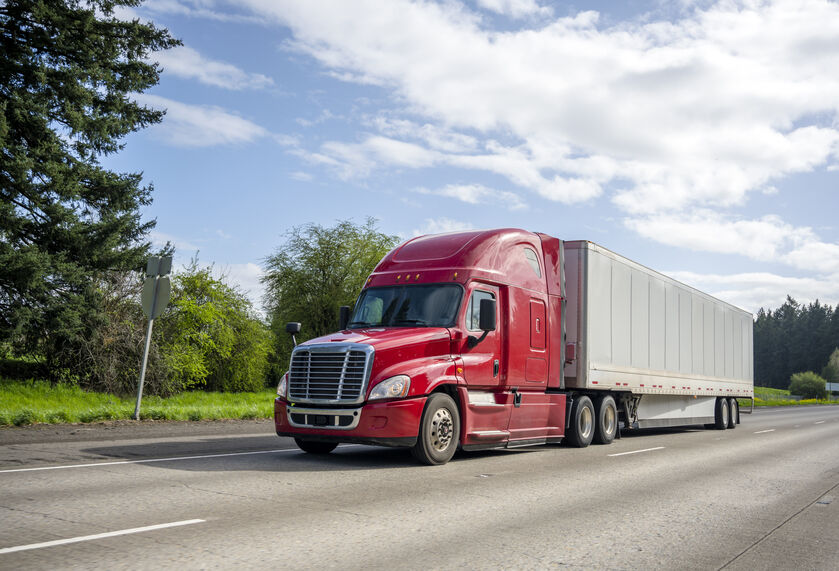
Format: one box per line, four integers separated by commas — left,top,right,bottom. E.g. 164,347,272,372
0,449,290,474
608,447,665,457
0,443,365,474
814,420,826,424
0,519,205,554
754,429,776,434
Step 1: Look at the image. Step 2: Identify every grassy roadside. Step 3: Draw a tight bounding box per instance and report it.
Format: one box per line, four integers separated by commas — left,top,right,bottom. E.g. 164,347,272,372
742,386,839,407
2,379,836,427
0,378,275,426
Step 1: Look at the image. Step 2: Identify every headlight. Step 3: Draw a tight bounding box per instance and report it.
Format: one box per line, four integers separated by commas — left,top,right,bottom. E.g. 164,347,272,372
368,375,411,400
277,372,288,398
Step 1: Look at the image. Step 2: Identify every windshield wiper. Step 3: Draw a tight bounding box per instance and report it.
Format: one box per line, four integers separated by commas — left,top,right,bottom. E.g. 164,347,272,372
348,321,374,327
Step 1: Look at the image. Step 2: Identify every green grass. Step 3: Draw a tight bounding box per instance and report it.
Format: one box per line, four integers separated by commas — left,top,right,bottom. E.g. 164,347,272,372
0,378,275,426
741,386,838,407
2,378,835,427
754,386,791,397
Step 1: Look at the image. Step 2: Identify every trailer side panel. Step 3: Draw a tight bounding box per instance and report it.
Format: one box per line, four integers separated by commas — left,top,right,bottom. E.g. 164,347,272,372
563,241,753,399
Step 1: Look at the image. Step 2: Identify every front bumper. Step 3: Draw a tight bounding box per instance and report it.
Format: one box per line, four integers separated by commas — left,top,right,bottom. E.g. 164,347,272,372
274,396,427,447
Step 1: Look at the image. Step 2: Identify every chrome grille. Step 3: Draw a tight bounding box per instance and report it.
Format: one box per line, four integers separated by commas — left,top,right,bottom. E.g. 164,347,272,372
287,343,374,404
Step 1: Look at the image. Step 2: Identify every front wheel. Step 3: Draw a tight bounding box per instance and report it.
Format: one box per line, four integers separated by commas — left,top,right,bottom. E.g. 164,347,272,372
411,393,460,465
295,438,338,455
567,396,595,448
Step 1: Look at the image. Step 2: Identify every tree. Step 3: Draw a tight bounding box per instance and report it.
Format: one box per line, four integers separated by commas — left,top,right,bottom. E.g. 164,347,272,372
822,348,839,384
753,297,839,389
0,1,179,374
156,261,272,393
788,371,827,400
262,219,399,381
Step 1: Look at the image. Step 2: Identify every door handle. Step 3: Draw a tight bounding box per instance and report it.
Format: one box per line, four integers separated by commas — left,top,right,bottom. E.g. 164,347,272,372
493,359,499,377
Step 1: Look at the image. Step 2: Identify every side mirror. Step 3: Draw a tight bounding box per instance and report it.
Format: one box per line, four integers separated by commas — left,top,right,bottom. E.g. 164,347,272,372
468,298,496,348
339,306,351,330
478,298,496,332
285,322,301,347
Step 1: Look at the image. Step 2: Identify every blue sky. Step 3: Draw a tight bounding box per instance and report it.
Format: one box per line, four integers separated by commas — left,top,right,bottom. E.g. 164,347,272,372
107,0,839,315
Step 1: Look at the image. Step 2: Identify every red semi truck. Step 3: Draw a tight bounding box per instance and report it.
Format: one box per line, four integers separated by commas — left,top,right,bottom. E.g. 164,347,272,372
274,229,754,465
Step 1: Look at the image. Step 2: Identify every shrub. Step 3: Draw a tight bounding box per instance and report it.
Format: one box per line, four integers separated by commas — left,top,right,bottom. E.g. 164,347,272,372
50,270,172,396
157,261,272,393
789,371,828,400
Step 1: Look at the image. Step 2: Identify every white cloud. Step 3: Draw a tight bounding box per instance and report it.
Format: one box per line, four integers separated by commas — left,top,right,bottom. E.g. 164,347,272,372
141,0,261,23
412,218,475,236
289,171,313,182
626,212,798,261
414,183,526,210
137,94,269,147
152,46,273,90
150,231,199,253
220,263,266,312
626,211,839,274
667,270,839,314
304,134,603,203
476,0,552,19
236,0,839,212
371,117,478,153
296,109,339,127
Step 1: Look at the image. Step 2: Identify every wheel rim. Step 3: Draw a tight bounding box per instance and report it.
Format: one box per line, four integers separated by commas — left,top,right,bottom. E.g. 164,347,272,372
604,405,616,436
721,400,728,421
430,407,454,452
580,406,593,440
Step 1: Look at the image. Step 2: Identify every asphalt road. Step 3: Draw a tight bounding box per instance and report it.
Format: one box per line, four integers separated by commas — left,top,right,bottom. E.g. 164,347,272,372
1,406,838,570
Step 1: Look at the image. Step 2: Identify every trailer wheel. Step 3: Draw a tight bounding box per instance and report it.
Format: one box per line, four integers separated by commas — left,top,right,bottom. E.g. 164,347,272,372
295,438,338,454
728,398,739,429
593,395,617,444
568,396,595,448
411,393,460,465
714,398,729,430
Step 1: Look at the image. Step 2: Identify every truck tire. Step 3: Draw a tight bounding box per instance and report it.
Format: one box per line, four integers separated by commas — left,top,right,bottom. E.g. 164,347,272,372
295,438,338,454
567,396,595,447
728,398,739,428
411,393,460,465
593,395,617,444
714,398,729,430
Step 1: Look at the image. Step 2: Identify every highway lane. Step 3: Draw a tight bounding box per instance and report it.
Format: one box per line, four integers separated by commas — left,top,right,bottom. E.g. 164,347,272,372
1,406,838,570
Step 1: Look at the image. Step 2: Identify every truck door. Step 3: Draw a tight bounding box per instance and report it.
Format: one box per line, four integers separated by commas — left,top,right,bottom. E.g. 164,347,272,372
459,285,502,387
505,291,552,441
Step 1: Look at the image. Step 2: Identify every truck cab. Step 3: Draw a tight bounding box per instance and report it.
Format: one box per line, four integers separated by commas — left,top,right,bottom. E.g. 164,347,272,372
274,228,568,464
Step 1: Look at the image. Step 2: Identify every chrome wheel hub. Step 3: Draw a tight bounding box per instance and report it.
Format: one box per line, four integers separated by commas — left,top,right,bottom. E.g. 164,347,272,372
430,408,454,452
580,406,593,440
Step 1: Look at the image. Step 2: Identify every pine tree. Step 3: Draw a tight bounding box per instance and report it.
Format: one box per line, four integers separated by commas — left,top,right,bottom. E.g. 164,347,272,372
0,1,179,371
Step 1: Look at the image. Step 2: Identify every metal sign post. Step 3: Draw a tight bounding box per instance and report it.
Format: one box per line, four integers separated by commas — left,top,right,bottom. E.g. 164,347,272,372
134,256,172,420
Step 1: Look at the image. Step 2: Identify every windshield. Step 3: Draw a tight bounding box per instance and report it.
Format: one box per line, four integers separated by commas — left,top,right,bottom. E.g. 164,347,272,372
349,284,463,328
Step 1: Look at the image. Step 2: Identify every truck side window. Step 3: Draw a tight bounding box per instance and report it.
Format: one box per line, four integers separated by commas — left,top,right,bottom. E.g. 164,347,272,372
524,247,542,278
467,290,495,331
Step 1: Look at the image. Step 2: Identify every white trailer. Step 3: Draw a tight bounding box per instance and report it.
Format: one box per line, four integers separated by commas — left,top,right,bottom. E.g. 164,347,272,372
563,241,754,429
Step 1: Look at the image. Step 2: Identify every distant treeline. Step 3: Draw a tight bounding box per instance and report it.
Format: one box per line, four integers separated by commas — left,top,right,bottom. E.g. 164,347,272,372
754,296,839,389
